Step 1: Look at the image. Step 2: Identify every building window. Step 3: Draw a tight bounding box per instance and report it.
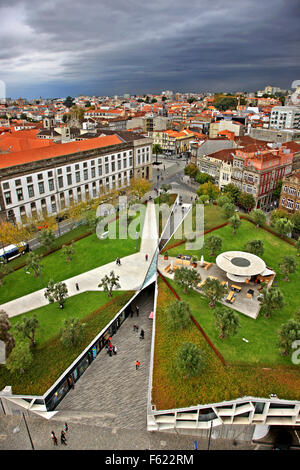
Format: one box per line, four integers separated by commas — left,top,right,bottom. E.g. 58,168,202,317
47,171,53,177
4,192,11,205
83,169,88,180
287,199,294,209
3,182,9,190
48,179,54,191
38,182,45,194
67,174,72,185
26,176,32,184
16,188,24,201
75,164,79,170
27,185,34,198
57,168,62,175
37,173,43,180
83,162,87,168
283,185,287,193
15,179,21,187
98,166,102,176
111,162,115,172
66,166,71,173
75,171,80,183
105,164,109,174
58,176,63,189
91,167,96,178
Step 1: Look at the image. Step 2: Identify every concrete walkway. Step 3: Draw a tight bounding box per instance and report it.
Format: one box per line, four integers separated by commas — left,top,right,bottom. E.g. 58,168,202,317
1,201,158,318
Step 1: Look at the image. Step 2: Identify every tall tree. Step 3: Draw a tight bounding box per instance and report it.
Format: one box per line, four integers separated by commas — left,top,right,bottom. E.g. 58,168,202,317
279,256,298,282
278,319,300,356
25,252,43,278
202,278,228,308
37,228,56,251
98,271,121,297
44,280,69,308
60,318,86,348
223,183,241,203
62,242,75,262
0,310,15,359
229,214,241,235
258,287,284,318
274,217,294,239
177,341,204,377
15,315,39,349
174,267,201,294
244,239,264,257
216,195,231,207
237,192,255,212
251,209,266,228
197,181,220,201
130,178,152,200
205,235,222,257
165,300,191,330
213,307,240,339
223,202,236,219
5,340,32,375
152,143,162,163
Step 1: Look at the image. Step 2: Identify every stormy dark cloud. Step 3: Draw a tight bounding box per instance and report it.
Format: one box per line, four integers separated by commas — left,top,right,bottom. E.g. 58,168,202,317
1,0,300,98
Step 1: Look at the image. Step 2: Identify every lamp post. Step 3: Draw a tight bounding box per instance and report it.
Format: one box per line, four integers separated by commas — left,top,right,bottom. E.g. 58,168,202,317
13,412,35,450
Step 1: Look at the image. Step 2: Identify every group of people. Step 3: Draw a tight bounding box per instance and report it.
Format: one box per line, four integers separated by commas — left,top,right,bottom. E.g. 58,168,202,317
115,257,121,266
133,324,144,340
106,339,117,356
51,423,68,447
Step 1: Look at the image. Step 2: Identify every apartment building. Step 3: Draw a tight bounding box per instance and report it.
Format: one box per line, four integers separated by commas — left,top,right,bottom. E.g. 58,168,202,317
0,133,153,224
279,172,300,213
270,106,300,130
196,148,234,189
231,144,293,210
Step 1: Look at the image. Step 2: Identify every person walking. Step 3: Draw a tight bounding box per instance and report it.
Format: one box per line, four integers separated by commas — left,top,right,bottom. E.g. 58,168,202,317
64,422,69,433
113,345,118,355
140,329,144,340
75,283,79,291
136,305,139,317
61,430,67,446
145,254,148,261
51,431,58,446
136,360,141,370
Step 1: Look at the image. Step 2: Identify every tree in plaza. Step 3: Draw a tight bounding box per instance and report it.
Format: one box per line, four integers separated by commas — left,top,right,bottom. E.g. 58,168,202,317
0,221,30,249
229,213,241,235
274,217,294,239
177,341,205,377
81,211,100,231
165,300,191,330
15,314,40,349
25,252,43,278
197,181,220,202
174,267,201,294
250,209,266,228
244,239,264,257
184,163,199,180
223,183,241,203
278,319,300,356
0,310,15,359
44,280,69,308
68,201,85,228
237,192,255,212
195,172,213,185
202,278,228,309
37,228,56,251
5,340,32,375
213,307,240,339
258,287,284,318
130,177,152,200
198,194,209,204
98,271,121,297
62,242,75,262
279,255,298,282
270,208,291,227
216,195,231,207
205,235,222,257
60,318,86,348
152,143,162,163
223,202,236,219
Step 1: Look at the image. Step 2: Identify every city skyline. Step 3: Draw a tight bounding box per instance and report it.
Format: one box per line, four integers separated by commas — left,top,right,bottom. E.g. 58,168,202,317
1,0,300,99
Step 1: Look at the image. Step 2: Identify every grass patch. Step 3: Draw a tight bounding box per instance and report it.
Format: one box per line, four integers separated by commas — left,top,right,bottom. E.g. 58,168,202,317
0,290,134,395
152,278,300,410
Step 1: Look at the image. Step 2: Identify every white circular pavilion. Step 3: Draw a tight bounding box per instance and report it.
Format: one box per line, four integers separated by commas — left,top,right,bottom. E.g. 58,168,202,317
216,251,266,282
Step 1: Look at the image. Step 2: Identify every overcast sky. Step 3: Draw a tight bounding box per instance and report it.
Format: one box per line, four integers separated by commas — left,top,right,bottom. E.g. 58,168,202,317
1,0,300,99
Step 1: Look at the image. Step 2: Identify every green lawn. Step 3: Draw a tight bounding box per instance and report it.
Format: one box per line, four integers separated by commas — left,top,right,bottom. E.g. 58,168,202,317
0,290,134,395
165,219,300,366
163,203,228,251
152,278,300,410
0,213,145,304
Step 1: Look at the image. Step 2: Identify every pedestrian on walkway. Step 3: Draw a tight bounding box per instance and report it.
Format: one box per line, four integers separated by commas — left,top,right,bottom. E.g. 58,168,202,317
136,305,139,317
133,324,139,332
140,329,144,340
75,283,80,291
136,360,141,370
145,253,148,261
64,422,68,433
113,345,118,355
51,431,58,446
61,430,67,445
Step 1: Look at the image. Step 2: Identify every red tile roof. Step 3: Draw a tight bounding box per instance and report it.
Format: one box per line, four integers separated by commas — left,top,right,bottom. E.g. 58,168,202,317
0,134,123,169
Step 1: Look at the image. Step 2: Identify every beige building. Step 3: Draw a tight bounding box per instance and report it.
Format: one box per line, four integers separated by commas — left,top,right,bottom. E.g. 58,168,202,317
279,172,300,213
209,120,244,139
